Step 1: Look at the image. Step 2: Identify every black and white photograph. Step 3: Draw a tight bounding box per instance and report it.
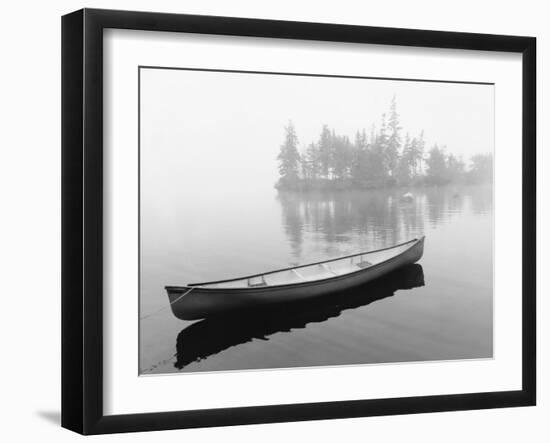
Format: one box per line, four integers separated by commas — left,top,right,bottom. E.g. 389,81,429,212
52,4,539,437
139,67,494,375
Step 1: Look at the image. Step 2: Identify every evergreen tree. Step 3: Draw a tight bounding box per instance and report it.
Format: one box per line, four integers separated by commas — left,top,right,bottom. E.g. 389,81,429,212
351,129,368,184
416,130,426,175
276,121,301,189
467,153,493,183
302,142,320,180
318,125,333,179
299,148,310,181
365,131,388,188
274,97,493,191
447,153,465,182
369,124,377,146
378,113,388,152
371,114,390,185
386,96,401,178
404,134,425,179
408,138,419,178
425,144,449,185
396,133,412,186
332,133,353,180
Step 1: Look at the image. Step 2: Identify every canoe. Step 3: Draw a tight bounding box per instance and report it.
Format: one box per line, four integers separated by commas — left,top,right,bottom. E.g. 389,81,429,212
166,236,425,320
174,263,425,369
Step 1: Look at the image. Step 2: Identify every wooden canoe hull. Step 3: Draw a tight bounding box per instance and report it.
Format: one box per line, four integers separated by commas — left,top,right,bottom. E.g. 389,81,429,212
167,237,424,320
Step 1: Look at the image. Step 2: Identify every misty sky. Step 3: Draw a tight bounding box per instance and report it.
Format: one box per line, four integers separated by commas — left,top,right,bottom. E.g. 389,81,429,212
140,67,494,199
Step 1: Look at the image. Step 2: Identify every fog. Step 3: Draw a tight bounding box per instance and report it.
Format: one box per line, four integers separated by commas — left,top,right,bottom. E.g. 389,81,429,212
139,67,494,374
140,67,493,202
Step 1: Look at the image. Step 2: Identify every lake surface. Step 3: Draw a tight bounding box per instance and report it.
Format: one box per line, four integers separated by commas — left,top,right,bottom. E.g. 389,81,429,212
140,184,493,374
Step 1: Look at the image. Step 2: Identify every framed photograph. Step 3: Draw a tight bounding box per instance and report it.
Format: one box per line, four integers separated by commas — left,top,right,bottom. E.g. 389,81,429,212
62,8,536,434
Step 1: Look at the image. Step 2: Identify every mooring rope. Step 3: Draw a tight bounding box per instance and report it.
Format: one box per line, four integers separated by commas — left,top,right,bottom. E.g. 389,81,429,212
141,353,177,374
140,287,195,321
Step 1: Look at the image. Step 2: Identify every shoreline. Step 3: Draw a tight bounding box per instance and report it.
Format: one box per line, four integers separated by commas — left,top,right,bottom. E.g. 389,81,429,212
275,181,493,194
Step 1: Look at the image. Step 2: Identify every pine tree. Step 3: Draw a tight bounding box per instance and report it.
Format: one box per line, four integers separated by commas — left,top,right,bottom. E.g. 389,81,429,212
467,153,493,183
332,134,353,180
372,114,390,186
409,137,420,177
302,142,320,181
416,130,426,175
351,129,368,184
274,100,489,190
364,129,388,188
396,133,412,186
369,124,376,146
276,121,301,189
447,153,465,182
386,96,401,178
318,125,332,179
425,144,449,185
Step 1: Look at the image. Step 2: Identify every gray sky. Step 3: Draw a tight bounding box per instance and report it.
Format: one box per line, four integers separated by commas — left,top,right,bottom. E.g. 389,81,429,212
140,68,494,198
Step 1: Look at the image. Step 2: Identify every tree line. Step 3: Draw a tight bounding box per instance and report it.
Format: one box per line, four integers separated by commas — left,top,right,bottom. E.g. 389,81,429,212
276,96,493,191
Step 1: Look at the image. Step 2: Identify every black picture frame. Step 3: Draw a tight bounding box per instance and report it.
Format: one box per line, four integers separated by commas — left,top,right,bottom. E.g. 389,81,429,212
62,8,536,435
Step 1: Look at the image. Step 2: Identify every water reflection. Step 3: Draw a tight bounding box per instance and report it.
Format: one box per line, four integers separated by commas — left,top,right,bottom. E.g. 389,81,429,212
469,184,493,215
277,186,490,261
174,264,424,370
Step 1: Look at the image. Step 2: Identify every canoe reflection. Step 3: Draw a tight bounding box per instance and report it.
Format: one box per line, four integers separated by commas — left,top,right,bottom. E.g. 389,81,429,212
174,263,424,369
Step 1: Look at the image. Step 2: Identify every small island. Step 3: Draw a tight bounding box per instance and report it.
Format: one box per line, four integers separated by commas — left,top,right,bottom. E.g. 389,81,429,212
276,97,493,191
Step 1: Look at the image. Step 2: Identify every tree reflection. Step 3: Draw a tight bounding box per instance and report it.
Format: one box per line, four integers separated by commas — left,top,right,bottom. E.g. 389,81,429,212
276,186,488,262
277,192,304,259
278,189,435,261
425,187,448,227
467,184,493,215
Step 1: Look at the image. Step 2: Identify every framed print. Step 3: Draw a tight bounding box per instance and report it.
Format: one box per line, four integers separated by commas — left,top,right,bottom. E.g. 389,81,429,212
61,8,536,434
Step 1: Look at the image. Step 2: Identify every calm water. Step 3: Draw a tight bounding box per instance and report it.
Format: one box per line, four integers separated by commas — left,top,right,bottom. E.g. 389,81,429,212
140,184,493,374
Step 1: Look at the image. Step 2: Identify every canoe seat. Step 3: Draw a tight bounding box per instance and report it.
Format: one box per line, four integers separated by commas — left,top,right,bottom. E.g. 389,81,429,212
248,281,268,287
356,260,372,269
248,276,267,287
